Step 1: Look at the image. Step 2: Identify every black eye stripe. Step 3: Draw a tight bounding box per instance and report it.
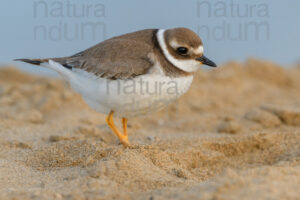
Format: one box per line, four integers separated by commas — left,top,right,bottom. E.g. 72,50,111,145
177,47,188,55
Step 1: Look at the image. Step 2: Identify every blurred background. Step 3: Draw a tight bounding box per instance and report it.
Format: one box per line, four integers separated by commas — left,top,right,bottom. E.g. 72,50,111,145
0,0,299,76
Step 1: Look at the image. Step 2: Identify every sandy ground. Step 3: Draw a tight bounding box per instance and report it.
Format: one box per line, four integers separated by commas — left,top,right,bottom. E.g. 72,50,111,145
0,59,300,200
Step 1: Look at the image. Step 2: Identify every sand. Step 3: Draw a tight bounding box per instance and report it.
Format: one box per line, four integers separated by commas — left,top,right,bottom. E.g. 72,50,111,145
0,59,300,200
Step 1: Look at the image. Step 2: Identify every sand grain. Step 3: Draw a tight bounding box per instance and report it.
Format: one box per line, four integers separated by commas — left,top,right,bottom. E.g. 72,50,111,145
0,60,299,199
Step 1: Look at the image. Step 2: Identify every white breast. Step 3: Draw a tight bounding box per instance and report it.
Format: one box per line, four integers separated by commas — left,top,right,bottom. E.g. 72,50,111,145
44,60,194,118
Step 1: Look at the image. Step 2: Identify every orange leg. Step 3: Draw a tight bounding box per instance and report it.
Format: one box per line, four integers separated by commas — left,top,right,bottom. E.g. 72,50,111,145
106,111,130,147
122,118,128,137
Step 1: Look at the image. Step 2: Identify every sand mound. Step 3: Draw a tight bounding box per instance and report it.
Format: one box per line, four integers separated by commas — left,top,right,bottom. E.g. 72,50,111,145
0,59,299,199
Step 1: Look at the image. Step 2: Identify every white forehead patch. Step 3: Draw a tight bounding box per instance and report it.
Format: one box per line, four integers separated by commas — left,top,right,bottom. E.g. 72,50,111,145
157,29,201,73
194,46,204,54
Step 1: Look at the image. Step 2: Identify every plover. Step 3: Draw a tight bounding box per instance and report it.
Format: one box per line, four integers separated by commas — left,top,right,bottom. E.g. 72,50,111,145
15,27,216,147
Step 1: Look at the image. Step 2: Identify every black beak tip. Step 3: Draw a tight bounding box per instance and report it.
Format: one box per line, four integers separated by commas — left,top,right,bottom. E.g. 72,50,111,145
210,62,217,67
196,56,217,67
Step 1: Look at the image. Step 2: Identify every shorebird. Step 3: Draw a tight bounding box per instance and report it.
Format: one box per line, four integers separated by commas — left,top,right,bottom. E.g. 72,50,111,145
15,27,217,147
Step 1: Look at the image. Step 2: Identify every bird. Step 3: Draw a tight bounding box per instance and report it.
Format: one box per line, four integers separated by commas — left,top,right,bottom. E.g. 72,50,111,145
14,27,217,147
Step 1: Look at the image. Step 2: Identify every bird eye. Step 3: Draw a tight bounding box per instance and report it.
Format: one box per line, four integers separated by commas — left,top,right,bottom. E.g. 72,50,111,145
177,47,188,55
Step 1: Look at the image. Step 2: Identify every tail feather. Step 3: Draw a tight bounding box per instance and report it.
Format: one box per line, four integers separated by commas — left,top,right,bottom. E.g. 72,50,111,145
14,58,49,66
14,58,75,80
14,58,73,70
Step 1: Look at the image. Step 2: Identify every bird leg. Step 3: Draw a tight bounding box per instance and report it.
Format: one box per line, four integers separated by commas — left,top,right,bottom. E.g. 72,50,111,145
106,111,130,147
122,118,128,137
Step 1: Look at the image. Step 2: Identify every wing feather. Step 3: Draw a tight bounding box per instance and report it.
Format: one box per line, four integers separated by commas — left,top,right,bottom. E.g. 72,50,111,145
54,39,154,80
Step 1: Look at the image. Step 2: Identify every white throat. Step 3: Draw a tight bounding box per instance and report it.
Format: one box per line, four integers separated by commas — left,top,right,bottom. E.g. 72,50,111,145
157,29,201,73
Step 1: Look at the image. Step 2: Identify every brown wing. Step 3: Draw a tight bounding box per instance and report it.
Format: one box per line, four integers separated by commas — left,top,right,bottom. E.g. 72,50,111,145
54,38,155,80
